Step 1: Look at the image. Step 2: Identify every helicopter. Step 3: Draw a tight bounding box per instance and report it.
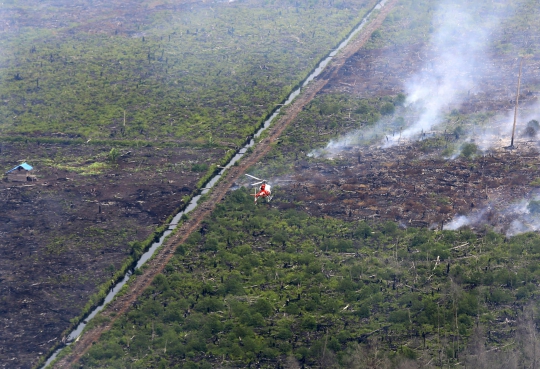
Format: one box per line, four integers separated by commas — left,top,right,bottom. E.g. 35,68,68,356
245,174,273,203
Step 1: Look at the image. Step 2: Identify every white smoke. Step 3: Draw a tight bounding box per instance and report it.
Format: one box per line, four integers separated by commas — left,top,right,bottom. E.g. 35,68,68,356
397,1,501,143
433,92,540,159
308,133,366,159
502,198,540,237
443,215,473,231
465,100,540,152
308,114,396,158
310,0,518,157
444,208,489,231
444,195,540,238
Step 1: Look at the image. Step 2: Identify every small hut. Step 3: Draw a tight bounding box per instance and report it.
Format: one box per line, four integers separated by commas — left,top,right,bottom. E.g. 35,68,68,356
6,162,36,182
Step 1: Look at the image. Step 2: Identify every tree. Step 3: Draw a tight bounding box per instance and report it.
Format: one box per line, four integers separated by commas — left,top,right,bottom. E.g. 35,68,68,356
380,102,395,115
460,143,477,159
354,221,372,239
395,93,406,106
528,200,540,214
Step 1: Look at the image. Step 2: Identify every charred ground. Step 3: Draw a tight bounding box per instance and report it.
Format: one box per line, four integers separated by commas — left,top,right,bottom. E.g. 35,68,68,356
274,142,540,233
327,43,540,115
254,0,540,234
0,141,219,367
0,0,381,366
63,0,540,368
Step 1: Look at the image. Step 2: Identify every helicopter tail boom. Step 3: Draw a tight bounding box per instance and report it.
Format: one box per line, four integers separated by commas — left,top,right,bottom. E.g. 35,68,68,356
245,173,263,181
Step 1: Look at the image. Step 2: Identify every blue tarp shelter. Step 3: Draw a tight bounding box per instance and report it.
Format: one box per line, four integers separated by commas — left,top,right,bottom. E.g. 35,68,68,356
6,162,33,174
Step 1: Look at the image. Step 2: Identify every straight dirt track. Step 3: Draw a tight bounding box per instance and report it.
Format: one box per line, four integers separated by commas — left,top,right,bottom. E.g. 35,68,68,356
52,1,399,366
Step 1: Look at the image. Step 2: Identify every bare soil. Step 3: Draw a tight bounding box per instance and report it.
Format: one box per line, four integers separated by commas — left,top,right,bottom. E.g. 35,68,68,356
0,141,221,368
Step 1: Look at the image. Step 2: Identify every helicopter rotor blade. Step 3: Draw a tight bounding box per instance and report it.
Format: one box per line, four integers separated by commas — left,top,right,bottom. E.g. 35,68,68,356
245,174,263,181
251,181,264,186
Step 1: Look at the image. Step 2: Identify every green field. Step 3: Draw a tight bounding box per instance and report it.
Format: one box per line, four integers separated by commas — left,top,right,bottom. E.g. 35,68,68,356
0,0,375,145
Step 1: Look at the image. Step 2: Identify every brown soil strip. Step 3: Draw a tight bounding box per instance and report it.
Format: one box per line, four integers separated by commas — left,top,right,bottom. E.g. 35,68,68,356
52,1,399,367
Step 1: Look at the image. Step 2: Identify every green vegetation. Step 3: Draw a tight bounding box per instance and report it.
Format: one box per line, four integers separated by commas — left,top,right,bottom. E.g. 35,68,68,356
45,158,110,175
364,0,436,49
0,0,374,146
81,188,540,368
525,119,539,137
1,1,393,366
53,1,540,368
460,143,478,159
107,148,120,163
71,221,171,331
527,200,540,214
367,0,531,52
251,93,407,175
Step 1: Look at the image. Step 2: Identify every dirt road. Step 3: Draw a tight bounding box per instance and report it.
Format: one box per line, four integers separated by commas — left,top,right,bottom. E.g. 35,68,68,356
52,1,399,366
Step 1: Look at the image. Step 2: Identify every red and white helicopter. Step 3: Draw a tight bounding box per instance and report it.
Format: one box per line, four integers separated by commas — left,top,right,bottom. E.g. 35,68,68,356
245,174,272,203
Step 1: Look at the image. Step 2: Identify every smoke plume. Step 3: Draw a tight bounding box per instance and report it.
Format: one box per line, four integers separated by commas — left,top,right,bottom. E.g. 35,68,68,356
397,1,496,142
311,0,519,157
443,193,540,238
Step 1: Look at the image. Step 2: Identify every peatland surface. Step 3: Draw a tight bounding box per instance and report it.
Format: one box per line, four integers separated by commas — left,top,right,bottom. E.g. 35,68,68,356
0,0,380,367
77,0,540,368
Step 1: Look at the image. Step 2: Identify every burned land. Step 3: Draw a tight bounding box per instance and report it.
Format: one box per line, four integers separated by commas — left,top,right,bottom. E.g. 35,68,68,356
0,0,380,367
0,141,220,368
327,43,540,114
6,0,540,367
256,0,540,236
276,142,540,233
53,0,540,368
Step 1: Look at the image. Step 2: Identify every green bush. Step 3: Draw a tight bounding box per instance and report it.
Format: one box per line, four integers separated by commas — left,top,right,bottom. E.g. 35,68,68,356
354,221,372,239
528,200,540,214
191,163,209,172
380,102,395,115
389,310,409,323
107,148,119,163
252,298,274,317
461,142,478,158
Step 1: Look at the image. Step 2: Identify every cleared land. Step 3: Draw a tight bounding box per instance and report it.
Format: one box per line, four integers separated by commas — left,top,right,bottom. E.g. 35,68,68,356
51,0,399,367
0,0,380,367
73,0,540,368
0,141,218,367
